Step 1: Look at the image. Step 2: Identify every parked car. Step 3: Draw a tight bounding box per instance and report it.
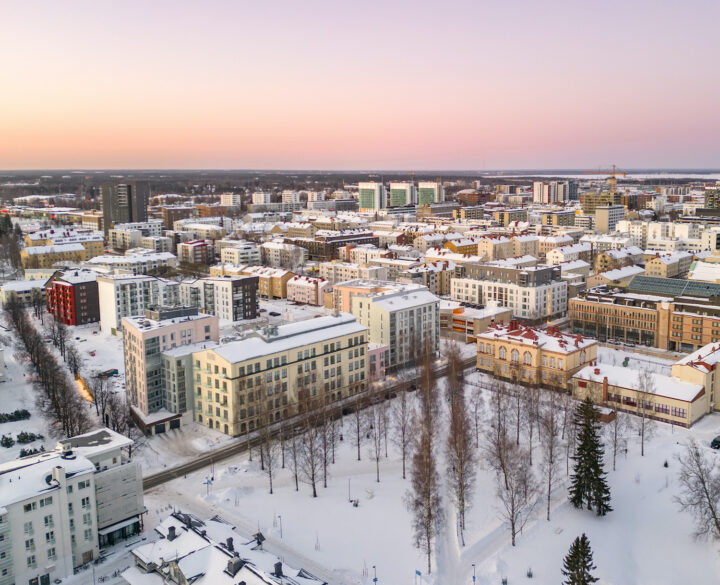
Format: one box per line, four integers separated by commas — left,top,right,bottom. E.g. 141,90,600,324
711,436,720,450
269,311,281,316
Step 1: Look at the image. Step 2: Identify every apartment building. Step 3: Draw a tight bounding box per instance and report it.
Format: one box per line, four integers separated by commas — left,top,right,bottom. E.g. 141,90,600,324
259,241,308,269
97,274,180,334
645,252,693,278
86,251,178,275
444,237,482,255
100,181,149,234
538,234,574,257
594,204,625,232
179,275,259,321
45,269,99,325
546,242,592,265
123,307,220,432
24,229,104,258
593,246,644,272
139,236,173,253
281,190,300,204
177,240,214,265
0,429,143,585
286,230,378,261
616,220,649,248
579,233,633,252
20,243,88,269
235,265,294,298
587,265,645,288
367,257,420,280
252,191,272,205
0,279,47,307
541,210,576,226
160,205,194,229
319,261,387,284
219,192,242,206
286,275,329,305
398,260,456,295
219,242,261,265
493,208,528,226
192,313,369,435
348,285,440,370
476,321,597,391
451,264,567,323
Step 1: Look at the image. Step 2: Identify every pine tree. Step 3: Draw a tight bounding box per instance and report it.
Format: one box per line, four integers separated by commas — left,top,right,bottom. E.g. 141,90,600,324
561,534,599,585
568,397,612,516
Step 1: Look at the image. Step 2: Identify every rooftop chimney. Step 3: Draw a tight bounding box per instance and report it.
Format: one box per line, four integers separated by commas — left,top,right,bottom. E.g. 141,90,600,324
226,555,244,577
226,537,234,551
274,561,283,577
167,526,177,541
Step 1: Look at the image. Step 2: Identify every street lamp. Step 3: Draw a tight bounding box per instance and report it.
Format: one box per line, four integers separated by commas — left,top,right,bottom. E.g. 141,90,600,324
472,563,476,584
372,565,377,583
278,515,283,539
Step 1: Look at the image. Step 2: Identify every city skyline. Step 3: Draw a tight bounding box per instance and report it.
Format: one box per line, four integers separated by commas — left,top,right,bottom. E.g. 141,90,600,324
1,0,719,170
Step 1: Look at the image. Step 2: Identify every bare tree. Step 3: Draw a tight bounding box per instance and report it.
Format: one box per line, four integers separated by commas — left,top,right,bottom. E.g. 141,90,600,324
391,387,415,479
445,349,476,545
675,439,720,540
406,343,442,574
256,397,279,494
539,391,562,521
351,392,367,461
605,408,628,471
469,382,483,449
496,443,538,546
66,344,81,376
523,385,541,466
366,389,384,482
484,381,511,489
289,424,300,491
635,369,656,457
298,402,324,497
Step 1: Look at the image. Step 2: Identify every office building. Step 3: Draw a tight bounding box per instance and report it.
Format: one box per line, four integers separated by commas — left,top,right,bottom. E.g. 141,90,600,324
358,182,386,211
388,182,416,207
417,181,444,205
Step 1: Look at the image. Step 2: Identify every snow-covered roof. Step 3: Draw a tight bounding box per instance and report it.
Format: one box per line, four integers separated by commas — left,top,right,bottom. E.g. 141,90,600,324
0,278,47,292
58,428,132,458
211,313,367,363
55,268,99,284
369,289,439,311
647,252,692,264
23,242,86,255
675,342,720,373
688,261,720,282
596,265,645,281
574,364,704,403
478,322,597,354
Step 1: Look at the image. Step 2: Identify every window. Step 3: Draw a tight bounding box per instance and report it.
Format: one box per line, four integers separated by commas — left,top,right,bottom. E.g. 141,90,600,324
27,554,36,568
48,547,57,561
24,502,37,513
511,349,519,363
84,528,93,541
81,497,91,510
499,347,507,360
523,352,531,365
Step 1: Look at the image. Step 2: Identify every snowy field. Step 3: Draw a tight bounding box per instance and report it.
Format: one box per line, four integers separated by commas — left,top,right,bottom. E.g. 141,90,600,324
143,367,720,585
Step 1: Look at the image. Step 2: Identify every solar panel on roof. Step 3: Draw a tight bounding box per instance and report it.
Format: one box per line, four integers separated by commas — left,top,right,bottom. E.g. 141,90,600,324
627,276,720,298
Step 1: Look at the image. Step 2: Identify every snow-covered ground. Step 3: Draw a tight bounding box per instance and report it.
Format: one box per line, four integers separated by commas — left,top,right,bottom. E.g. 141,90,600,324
597,346,674,376
143,367,720,585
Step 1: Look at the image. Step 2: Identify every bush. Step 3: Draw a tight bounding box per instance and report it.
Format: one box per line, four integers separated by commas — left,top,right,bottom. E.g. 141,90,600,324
0,409,31,423
16,431,43,444
18,446,45,458
1,435,15,448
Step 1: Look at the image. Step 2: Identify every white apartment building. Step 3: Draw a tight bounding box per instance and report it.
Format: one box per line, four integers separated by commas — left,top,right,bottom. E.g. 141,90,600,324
349,285,440,369
252,191,272,205
220,243,261,265
340,244,387,264
112,220,163,238
179,275,258,322
579,233,633,252
0,429,143,585
286,275,330,305
281,190,300,204
319,261,388,284
220,192,242,206
307,190,325,202
139,236,173,253
546,242,592,265
97,274,180,334
451,276,567,322
616,220,649,248
86,252,178,275
259,241,308,270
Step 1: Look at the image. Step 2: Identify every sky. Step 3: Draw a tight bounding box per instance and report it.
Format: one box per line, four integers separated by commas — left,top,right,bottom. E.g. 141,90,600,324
1,0,719,170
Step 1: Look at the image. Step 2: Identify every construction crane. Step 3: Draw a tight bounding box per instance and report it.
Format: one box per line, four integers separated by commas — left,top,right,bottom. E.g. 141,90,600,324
583,164,627,195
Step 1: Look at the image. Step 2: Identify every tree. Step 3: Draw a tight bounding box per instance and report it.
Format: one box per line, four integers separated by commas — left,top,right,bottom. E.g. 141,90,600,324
561,534,599,585
445,347,476,545
257,397,279,494
635,369,656,457
366,389,385,483
674,439,720,540
568,398,612,516
30,288,45,319
539,391,562,521
469,381,483,449
523,385,541,466
391,387,415,479
496,443,538,546
298,401,324,497
351,392,367,461
406,343,442,574
484,381,511,489
605,408,628,471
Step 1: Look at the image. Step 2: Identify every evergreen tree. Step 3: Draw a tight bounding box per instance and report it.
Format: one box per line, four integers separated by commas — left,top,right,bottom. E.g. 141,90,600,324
561,534,599,585
568,397,612,516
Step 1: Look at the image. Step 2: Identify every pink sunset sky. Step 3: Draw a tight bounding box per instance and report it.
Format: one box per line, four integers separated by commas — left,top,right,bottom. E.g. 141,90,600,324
1,0,718,170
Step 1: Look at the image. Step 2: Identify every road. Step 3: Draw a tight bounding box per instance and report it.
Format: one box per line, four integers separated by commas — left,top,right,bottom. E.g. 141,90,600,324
142,354,477,490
